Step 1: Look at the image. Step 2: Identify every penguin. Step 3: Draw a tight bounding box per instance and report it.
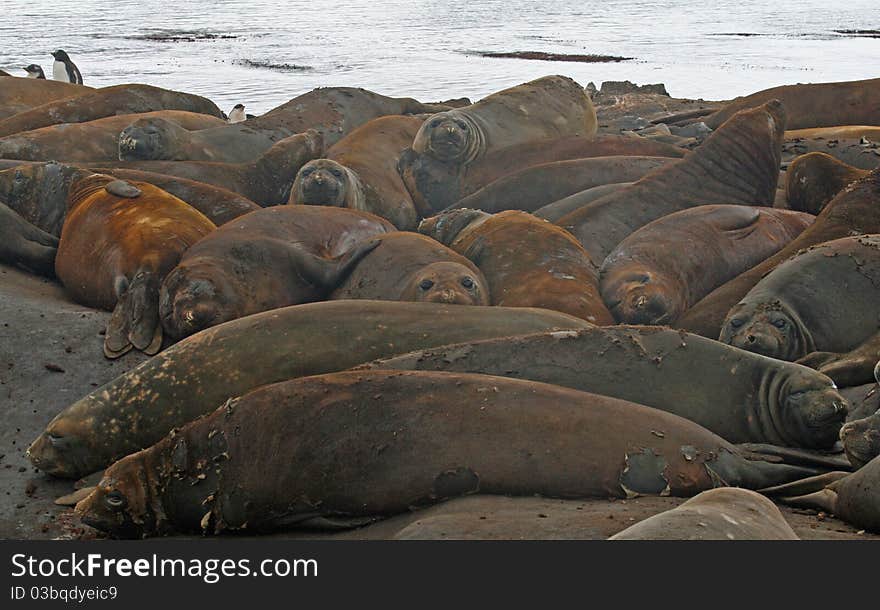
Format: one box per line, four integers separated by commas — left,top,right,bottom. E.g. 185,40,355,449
51,50,83,85
23,64,46,79
227,103,247,124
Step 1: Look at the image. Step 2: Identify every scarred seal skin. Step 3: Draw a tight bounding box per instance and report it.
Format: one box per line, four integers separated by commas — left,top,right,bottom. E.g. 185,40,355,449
27,300,592,478
786,152,869,215
360,326,848,448
0,84,223,138
600,205,813,325
720,235,880,362
557,100,786,263
160,205,395,341
290,115,424,229
329,232,489,306
703,78,880,131
420,209,613,324
677,166,880,339
73,370,819,538
0,76,92,121
608,488,799,540
55,174,216,357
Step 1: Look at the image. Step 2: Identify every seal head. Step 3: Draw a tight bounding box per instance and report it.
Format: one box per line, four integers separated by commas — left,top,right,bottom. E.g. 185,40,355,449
118,117,185,161
412,111,483,165
159,264,242,341
400,262,489,305
601,265,682,325
290,159,359,208
720,300,812,361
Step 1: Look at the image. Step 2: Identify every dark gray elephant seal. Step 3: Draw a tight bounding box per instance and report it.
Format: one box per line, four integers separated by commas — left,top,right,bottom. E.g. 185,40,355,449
0,200,58,276
609,488,799,540
360,325,848,448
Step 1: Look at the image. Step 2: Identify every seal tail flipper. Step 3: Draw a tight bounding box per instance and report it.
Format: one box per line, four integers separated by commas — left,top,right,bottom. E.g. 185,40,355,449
297,239,381,288
759,471,850,497
778,489,839,513
737,443,852,471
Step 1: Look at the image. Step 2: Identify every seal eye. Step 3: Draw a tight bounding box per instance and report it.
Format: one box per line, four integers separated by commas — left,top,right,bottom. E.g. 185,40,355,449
330,169,343,178
430,120,441,128
47,433,64,446
460,277,474,289
772,318,787,329
730,318,744,329
104,491,126,510
301,167,313,176
419,279,435,291
455,120,468,131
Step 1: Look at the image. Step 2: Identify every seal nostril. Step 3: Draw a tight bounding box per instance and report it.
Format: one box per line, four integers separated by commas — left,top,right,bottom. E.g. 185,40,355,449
747,335,756,344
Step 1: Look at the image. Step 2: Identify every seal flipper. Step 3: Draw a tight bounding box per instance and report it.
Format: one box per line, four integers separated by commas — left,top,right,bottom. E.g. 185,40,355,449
297,239,381,289
759,470,850,497
126,271,162,354
778,488,839,513
104,276,133,359
737,443,852,471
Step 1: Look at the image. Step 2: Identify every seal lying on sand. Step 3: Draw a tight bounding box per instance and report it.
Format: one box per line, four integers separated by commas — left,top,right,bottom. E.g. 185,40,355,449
601,205,813,325
28,300,591,478
608,488,799,540
73,370,820,537
419,209,612,324
55,174,216,357
159,206,394,341
556,100,785,263
361,326,848,448
0,200,58,276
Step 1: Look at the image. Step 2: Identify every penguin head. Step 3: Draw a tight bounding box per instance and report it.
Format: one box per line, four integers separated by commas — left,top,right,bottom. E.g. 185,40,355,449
52,50,70,61
23,64,44,78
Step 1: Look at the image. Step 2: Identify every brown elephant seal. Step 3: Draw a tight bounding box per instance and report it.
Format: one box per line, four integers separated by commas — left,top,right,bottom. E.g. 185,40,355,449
444,156,673,214
840,410,880,470
27,301,591,478
601,205,814,325
0,84,223,138
0,76,92,121
677,167,880,339
330,231,488,305
100,130,323,205
0,162,259,236
720,235,880,362
290,115,423,229
609,488,799,540
703,78,880,131
362,326,848,448
533,182,632,222
783,127,880,170
412,75,596,166
0,110,225,162
557,100,785,262
786,152,869,215
159,206,393,341
763,454,880,533
118,86,452,163
420,209,612,324
55,174,216,358
0,200,58,276
74,369,818,537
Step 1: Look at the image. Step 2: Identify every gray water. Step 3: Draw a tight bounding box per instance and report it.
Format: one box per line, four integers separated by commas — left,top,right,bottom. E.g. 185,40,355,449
1,0,878,115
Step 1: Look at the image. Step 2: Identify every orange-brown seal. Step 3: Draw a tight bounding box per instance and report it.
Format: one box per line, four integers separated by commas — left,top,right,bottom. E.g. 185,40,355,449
786,152,870,215
0,76,92,121
330,231,489,305
290,115,424,229
783,126,880,170
55,174,215,357
420,209,612,324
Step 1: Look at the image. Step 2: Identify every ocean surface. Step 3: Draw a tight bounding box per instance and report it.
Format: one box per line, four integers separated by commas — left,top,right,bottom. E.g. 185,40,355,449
1,0,878,115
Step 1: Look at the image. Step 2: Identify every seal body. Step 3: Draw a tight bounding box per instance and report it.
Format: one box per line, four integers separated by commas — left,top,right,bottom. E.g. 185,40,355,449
159,205,394,341
290,115,423,229
420,209,612,324
74,370,817,537
721,234,880,361
609,488,799,540
330,231,489,305
678,166,880,340
601,205,813,325
362,326,848,448
0,77,91,121
784,127,880,170
534,182,631,222
0,84,223,138
55,174,216,357
0,200,58,276
28,300,591,478
786,152,869,215
557,100,786,263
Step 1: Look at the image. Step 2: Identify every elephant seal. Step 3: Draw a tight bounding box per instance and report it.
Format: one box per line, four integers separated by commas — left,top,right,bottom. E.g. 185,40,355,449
412,75,596,166
608,488,799,540
56,173,215,357
118,86,452,163
703,78,880,131
330,231,488,305
361,326,848,448
100,130,323,205
0,76,92,121
0,84,223,138
533,182,632,222
159,206,393,341
0,111,225,162
444,156,673,215
601,205,814,325
786,152,869,215
290,115,423,229
720,235,880,362
0,200,58,276
420,209,612,324
73,369,819,537
27,300,591,478
557,100,785,263
783,127,880,170
677,166,880,339
763,454,880,533
840,410,880,470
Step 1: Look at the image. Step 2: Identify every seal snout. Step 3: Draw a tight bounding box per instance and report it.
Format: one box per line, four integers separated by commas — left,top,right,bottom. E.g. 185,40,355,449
840,416,880,469
783,381,848,449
